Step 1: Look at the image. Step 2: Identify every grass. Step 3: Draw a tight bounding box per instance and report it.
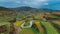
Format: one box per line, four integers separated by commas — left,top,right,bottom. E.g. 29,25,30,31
14,20,24,27
51,20,60,25
0,22,10,34
31,27,40,34
14,19,60,34
20,28,35,34
14,20,36,34
24,21,30,26
35,21,45,34
41,21,59,34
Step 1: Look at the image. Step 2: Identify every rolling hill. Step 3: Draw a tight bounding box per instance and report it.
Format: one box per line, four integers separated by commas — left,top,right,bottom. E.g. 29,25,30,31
0,6,60,21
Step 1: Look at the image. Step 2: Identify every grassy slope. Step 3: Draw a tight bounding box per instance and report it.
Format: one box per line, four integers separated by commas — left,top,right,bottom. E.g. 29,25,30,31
14,21,35,34
52,20,60,25
14,20,24,27
20,28,35,34
35,21,45,34
41,21,59,34
0,22,10,34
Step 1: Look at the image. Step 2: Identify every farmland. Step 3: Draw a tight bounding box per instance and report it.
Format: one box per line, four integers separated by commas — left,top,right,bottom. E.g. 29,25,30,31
0,7,60,34
14,12,60,34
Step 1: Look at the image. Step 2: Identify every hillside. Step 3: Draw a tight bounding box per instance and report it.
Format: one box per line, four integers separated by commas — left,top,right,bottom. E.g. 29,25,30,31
0,6,60,21
0,7,16,21
0,6,60,34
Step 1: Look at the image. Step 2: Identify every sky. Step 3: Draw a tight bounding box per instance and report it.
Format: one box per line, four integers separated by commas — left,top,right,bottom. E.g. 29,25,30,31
0,0,60,10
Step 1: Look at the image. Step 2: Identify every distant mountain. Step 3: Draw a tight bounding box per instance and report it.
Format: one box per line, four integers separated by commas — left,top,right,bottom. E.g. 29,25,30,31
0,7,12,11
0,6,60,12
0,6,60,15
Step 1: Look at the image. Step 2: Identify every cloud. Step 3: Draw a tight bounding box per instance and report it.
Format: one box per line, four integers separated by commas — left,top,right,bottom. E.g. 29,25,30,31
0,0,48,8
19,0,48,7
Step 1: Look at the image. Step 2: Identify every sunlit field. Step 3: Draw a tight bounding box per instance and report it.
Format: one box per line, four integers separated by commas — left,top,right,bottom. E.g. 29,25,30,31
0,0,60,34
13,12,60,34
0,9,60,34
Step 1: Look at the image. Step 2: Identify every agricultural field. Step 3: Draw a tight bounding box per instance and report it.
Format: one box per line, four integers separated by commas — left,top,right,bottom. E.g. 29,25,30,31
0,7,60,34
13,12,60,34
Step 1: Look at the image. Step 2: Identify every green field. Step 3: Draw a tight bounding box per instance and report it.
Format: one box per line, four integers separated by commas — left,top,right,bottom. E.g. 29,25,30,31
41,21,59,34
19,20,60,34
0,20,60,34
20,28,35,34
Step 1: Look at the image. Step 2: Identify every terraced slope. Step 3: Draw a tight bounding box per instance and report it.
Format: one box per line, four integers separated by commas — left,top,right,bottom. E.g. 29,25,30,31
20,28,35,34
14,20,24,27
41,21,59,34
35,21,45,34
